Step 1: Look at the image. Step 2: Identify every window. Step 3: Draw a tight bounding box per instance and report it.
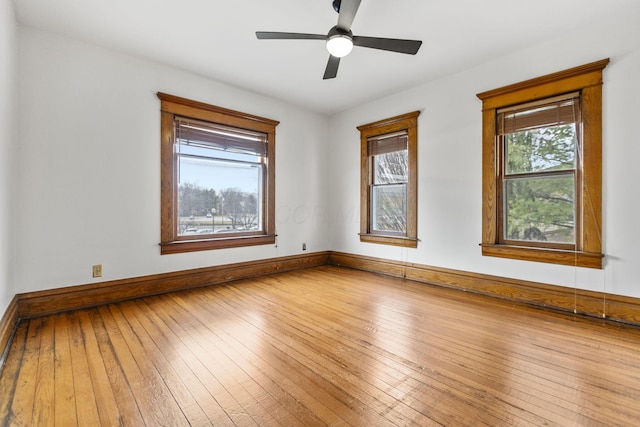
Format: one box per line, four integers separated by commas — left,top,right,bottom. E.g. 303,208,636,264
358,111,420,247
476,59,609,268
157,93,278,254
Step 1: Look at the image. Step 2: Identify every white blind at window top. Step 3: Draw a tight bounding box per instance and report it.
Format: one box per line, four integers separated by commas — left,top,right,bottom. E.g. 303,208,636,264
368,131,408,156
497,93,581,135
176,117,268,156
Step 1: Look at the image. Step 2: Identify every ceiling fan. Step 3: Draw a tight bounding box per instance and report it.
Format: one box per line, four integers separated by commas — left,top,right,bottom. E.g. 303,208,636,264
256,0,423,80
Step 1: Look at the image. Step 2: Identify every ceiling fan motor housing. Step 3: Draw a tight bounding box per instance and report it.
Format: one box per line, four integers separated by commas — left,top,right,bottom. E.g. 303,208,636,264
327,26,352,40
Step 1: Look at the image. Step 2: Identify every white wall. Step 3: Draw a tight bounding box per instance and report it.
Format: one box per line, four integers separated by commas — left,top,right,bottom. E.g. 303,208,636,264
0,0,18,316
328,14,640,298
15,26,330,294
12,9,640,303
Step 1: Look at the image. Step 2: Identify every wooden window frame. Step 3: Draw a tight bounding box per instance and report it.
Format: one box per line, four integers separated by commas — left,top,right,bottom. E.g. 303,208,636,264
476,59,609,269
358,111,420,248
157,92,279,254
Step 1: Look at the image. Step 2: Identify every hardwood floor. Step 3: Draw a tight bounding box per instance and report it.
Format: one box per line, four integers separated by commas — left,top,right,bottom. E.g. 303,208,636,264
1,265,639,426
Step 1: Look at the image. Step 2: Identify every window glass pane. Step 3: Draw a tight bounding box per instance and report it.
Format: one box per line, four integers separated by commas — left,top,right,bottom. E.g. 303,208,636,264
504,175,575,244
505,124,576,174
374,150,408,184
372,184,407,233
178,154,262,236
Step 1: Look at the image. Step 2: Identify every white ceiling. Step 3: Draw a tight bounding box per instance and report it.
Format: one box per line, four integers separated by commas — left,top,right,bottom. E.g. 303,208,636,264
12,0,640,115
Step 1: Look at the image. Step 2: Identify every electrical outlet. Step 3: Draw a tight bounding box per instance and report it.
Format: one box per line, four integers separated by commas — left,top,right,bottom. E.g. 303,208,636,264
92,264,102,278
302,243,307,251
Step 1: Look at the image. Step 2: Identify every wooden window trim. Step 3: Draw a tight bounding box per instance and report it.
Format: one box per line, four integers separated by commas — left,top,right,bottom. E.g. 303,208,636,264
476,59,609,268
157,92,279,254
358,111,420,248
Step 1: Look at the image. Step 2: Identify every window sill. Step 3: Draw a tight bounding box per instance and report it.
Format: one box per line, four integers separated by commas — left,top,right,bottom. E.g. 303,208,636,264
480,243,603,269
360,234,418,248
161,234,276,255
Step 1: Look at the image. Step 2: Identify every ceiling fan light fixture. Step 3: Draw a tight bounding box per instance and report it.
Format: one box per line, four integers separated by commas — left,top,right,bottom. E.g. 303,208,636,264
326,34,353,57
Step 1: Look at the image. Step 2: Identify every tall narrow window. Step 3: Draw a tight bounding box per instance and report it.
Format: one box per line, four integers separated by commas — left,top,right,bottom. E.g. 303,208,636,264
498,94,580,249
158,93,278,254
477,59,608,268
359,111,419,247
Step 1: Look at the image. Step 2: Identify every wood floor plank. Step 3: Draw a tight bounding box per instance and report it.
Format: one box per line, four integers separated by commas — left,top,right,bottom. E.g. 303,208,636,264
234,269,636,426
129,298,237,425
0,321,28,424
97,304,190,427
201,283,440,426
2,265,640,426
139,295,261,427
86,309,146,426
7,318,43,426
258,280,524,422
138,290,326,426
163,293,293,427
32,317,55,426
114,301,213,426
176,289,397,427
52,313,77,427
65,312,102,426
74,310,126,426
222,277,513,426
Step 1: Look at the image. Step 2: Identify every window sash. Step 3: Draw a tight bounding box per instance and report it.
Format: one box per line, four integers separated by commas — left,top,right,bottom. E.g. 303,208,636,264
373,150,408,185
176,153,264,237
504,125,577,175
371,183,407,235
501,173,576,248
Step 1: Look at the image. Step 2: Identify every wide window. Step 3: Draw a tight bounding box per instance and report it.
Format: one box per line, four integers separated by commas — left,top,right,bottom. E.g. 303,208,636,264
358,111,419,247
477,59,608,268
158,93,278,254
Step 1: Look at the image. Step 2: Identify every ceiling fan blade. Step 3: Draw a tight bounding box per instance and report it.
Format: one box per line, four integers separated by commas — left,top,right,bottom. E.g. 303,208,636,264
256,32,326,40
336,0,361,31
323,55,341,80
353,36,422,55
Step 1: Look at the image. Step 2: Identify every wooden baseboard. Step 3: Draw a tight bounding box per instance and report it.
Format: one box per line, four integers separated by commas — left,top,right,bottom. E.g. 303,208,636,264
17,251,330,319
0,296,19,371
3,249,639,366
329,251,640,326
